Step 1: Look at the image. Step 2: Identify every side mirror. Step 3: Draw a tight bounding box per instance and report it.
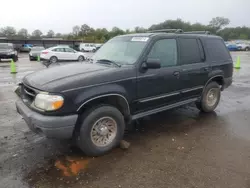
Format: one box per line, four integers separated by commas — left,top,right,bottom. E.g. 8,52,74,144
142,58,161,69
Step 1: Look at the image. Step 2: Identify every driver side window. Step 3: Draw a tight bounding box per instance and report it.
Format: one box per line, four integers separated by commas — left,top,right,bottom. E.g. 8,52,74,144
148,39,177,67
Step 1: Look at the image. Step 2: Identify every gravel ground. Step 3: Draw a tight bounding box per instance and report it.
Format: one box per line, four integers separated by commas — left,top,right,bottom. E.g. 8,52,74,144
0,52,250,188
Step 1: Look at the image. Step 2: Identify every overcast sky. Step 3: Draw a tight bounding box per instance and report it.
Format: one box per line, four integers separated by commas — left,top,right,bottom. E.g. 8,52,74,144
0,0,249,34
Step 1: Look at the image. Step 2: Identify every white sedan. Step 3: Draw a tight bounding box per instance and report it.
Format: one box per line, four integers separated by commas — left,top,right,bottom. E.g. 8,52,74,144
40,46,86,63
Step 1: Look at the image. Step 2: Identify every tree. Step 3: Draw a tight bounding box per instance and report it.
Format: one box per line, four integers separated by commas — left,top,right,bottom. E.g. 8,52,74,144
80,24,91,36
47,30,55,38
17,28,28,38
209,17,230,32
72,25,80,36
55,33,62,38
32,29,43,38
134,27,146,33
1,26,16,37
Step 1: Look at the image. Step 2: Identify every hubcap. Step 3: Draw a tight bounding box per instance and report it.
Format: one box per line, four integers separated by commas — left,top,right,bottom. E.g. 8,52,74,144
206,88,218,107
91,117,117,147
79,56,84,61
51,57,57,63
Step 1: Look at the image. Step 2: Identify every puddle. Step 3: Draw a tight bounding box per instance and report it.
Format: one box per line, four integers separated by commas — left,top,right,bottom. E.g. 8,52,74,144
25,153,92,187
55,156,89,177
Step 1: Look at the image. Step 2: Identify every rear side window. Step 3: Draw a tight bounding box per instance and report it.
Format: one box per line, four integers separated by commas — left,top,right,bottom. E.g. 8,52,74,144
147,39,177,67
205,39,231,61
179,38,202,65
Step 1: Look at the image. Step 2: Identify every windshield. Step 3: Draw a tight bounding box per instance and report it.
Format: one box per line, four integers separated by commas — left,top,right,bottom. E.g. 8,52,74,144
91,36,149,65
0,44,13,50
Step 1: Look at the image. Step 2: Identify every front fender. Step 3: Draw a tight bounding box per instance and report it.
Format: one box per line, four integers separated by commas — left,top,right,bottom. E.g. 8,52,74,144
74,83,130,111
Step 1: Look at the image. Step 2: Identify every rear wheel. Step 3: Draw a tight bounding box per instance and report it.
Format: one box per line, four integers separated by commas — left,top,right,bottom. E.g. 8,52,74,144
196,82,221,112
50,56,58,63
78,55,85,62
76,105,125,156
13,56,18,62
245,47,249,51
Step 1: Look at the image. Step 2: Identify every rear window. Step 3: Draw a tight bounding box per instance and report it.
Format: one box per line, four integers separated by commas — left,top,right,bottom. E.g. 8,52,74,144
205,39,231,61
179,38,203,65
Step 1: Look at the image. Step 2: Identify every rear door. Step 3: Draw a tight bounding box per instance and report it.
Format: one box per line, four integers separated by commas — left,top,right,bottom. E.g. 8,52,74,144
52,48,65,60
178,36,210,99
136,37,182,112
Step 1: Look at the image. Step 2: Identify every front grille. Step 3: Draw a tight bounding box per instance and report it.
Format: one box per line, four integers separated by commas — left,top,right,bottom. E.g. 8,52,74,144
22,84,37,104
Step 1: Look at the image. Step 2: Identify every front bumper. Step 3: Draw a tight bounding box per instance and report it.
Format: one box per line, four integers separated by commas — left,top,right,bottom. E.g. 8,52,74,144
16,99,78,139
0,54,16,59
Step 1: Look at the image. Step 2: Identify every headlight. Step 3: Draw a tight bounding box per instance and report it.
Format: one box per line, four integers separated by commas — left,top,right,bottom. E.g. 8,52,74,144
7,51,15,55
34,93,64,111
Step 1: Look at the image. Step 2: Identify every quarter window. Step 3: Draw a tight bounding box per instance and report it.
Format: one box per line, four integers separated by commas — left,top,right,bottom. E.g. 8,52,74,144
147,39,177,67
205,39,231,61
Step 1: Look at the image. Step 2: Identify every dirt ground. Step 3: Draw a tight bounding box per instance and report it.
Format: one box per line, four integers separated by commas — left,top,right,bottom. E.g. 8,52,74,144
0,52,250,188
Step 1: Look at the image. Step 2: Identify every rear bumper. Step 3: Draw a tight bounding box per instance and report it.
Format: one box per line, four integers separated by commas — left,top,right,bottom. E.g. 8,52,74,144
16,99,78,139
223,77,232,89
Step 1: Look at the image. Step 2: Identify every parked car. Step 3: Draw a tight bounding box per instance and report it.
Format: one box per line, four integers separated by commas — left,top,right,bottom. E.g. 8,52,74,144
93,44,103,52
20,44,33,52
15,30,233,156
0,43,18,62
79,43,96,52
225,42,240,51
29,46,45,61
40,46,86,63
236,43,250,51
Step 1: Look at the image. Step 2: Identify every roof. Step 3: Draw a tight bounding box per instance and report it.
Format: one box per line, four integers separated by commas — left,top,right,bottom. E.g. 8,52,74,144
118,32,221,39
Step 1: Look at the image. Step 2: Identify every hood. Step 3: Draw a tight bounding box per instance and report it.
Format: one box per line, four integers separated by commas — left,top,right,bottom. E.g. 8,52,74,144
23,62,123,92
0,49,11,53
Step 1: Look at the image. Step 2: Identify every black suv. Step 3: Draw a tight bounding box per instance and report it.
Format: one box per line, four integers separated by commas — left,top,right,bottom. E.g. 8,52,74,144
15,30,233,156
0,43,18,62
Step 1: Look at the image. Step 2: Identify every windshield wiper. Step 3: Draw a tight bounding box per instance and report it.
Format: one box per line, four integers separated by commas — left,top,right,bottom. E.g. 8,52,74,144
96,59,121,67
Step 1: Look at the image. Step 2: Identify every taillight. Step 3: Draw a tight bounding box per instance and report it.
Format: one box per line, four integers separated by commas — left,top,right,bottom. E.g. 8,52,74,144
42,51,49,54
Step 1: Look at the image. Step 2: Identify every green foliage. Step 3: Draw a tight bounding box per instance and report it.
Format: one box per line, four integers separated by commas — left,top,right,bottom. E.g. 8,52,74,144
0,17,249,42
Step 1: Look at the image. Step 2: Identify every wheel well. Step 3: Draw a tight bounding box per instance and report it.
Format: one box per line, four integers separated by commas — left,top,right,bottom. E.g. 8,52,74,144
208,76,224,89
77,95,130,119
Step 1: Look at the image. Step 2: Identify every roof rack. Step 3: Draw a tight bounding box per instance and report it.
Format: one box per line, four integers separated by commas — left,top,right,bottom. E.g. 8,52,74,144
147,29,183,33
183,31,211,35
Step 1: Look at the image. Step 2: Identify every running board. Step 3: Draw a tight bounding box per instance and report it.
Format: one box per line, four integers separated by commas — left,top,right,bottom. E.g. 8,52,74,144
131,98,198,120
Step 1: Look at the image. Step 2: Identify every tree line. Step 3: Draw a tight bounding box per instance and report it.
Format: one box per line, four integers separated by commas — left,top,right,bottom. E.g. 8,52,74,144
1,17,250,42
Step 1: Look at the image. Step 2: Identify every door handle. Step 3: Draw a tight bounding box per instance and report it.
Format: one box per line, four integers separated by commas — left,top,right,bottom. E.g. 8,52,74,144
203,67,210,71
173,71,180,78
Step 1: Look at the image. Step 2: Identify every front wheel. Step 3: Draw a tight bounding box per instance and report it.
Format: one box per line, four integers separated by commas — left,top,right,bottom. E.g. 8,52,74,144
13,56,18,62
196,82,221,113
245,47,249,51
78,55,85,62
76,105,125,156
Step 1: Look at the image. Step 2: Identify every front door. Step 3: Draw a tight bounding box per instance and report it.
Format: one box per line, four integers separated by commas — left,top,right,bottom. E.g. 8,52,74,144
64,48,77,60
178,37,210,99
136,38,182,113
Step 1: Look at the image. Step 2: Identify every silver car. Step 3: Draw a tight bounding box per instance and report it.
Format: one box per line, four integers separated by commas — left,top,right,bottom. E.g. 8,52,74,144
29,46,45,61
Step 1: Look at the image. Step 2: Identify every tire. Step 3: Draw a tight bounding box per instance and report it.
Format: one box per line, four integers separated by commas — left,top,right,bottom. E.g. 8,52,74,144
13,56,18,62
50,56,58,63
196,82,221,113
78,55,85,62
76,105,125,156
245,47,249,51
